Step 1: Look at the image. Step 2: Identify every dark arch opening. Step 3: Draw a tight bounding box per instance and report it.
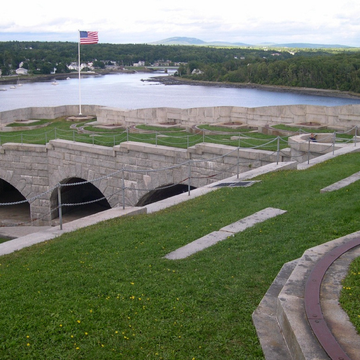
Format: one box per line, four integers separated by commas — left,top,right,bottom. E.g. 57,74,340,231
0,179,30,226
51,177,111,221
136,183,196,206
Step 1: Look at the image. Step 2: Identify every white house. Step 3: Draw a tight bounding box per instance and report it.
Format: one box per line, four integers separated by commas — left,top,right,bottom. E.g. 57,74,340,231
133,61,145,67
15,68,28,75
191,69,203,75
68,62,93,71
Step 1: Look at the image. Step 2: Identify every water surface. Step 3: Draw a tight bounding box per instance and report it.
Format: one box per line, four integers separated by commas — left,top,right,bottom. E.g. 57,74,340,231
1,72,360,112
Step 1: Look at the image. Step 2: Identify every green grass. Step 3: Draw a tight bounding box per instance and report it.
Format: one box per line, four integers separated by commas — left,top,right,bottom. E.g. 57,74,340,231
1,153,360,359
135,125,186,132
0,118,288,150
198,124,254,133
340,256,360,333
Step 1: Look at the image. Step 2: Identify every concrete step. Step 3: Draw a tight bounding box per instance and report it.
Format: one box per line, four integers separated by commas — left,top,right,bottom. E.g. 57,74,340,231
320,170,360,193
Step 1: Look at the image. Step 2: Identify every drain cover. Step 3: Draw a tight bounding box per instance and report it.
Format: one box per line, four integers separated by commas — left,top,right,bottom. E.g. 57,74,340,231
213,181,259,188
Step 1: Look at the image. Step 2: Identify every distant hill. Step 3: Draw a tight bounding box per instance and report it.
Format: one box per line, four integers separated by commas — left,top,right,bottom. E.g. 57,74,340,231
269,43,353,49
151,37,352,49
150,37,249,46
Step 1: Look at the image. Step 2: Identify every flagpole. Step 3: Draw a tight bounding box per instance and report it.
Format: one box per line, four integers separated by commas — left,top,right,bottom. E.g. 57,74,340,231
78,30,82,115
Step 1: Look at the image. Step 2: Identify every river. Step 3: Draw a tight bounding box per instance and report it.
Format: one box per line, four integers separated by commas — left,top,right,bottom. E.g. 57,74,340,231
1,71,360,112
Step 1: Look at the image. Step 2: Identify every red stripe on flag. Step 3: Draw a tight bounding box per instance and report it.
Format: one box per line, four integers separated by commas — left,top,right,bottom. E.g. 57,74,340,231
80,31,98,44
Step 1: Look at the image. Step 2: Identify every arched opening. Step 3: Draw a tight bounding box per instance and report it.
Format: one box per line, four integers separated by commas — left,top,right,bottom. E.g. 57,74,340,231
0,179,30,226
51,177,111,222
136,183,196,206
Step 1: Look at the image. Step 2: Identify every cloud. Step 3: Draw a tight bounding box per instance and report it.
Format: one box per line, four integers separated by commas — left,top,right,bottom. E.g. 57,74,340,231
0,0,359,46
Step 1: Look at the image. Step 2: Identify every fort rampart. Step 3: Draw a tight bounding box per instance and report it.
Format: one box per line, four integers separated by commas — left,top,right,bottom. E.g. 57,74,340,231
1,104,360,129
1,104,359,225
0,139,285,224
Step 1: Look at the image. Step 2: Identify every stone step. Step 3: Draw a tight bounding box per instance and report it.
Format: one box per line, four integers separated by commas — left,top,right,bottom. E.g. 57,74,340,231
252,260,297,360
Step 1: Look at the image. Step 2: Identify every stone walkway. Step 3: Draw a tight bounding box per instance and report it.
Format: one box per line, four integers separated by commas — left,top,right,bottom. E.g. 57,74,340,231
165,207,286,260
320,170,360,193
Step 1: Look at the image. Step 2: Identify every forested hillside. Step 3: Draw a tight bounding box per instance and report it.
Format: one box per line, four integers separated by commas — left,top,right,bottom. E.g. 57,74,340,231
1,41,359,93
182,52,360,93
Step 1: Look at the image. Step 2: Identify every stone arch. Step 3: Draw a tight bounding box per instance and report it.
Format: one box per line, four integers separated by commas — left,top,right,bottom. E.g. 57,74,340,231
50,177,111,220
136,183,196,206
0,178,30,225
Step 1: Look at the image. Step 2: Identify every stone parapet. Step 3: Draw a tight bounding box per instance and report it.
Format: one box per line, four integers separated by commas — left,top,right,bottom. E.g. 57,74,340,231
2,104,360,130
0,105,100,126
94,104,360,129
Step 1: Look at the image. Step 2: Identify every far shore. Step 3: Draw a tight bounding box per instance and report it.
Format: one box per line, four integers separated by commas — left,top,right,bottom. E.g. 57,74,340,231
0,68,151,85
2,69,360,101
147,75,360,101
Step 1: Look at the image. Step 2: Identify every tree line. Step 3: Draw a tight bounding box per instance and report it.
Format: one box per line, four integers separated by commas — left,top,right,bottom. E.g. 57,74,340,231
0,41,287,75
1,41,359,93
179,51,360,93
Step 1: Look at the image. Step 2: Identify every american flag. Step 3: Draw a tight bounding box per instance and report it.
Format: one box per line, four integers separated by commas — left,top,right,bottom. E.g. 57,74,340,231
79,31,99,44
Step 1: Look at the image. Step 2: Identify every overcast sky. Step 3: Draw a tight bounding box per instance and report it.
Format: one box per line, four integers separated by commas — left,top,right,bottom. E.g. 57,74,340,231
1,0,359,46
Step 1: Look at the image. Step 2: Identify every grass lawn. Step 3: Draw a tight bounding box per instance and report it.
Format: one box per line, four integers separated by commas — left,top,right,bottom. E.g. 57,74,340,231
340,256,360,334
1,153,360,359
0,117,287,151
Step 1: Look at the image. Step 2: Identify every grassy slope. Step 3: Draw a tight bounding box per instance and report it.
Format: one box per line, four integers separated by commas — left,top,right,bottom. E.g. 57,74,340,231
0,153,360,359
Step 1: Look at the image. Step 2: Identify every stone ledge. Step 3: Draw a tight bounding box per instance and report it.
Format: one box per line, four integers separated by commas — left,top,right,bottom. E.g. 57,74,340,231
2,142,47,152
118,141,188,158
48,139,114,156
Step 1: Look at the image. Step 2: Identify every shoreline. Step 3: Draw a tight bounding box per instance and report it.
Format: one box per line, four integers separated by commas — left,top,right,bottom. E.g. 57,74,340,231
2,70,360,101
0,69,143,85
148,75,360,100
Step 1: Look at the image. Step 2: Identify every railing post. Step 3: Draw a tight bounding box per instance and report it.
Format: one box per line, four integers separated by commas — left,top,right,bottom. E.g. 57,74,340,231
57,184,63,230
237,147,240,179
122,168,125,209
126,128,129,142
276,136,280,165
355,126,357,147
188,161,191,196
187,136,189,149
307,138,311,164
333,131,336,155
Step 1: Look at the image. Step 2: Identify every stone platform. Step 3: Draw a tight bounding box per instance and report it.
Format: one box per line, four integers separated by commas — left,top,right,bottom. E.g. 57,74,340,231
252,232,360,360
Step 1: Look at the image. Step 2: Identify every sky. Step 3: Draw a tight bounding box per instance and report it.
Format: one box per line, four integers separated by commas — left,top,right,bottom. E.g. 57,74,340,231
1,0,360,47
